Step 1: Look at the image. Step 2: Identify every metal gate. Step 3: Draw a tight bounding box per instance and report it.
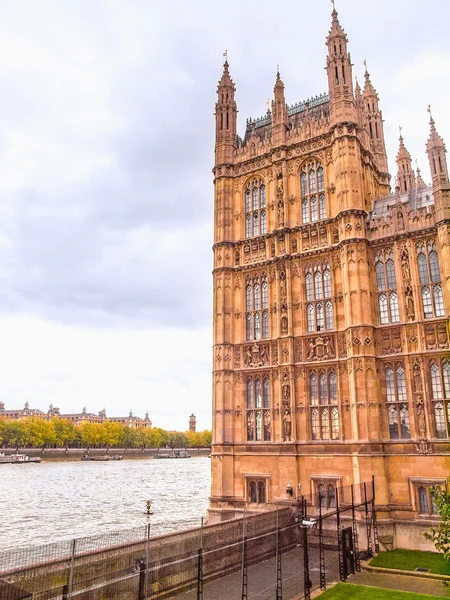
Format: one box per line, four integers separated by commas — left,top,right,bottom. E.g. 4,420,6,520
341,527,355,579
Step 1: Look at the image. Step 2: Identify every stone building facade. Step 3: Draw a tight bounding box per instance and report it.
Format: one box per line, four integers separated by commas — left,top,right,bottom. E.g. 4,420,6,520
210,7,450,547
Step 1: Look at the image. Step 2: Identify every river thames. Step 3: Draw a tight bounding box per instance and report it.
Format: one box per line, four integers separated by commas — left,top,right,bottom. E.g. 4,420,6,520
1,457,211,550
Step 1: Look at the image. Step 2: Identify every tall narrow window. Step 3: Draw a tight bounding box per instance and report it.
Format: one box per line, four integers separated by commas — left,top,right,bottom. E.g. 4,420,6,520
305,263,333,332
375,249,399,324
247,376,271,442
300,161,327,223
309,370,339,440
385,365,410,440
418,487,429,514
245,179,267,238
245,274,269,341
430,359,450,439
416,241,444,318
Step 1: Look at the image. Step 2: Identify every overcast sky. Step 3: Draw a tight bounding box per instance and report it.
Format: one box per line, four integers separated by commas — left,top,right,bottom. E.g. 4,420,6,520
0,0,448,430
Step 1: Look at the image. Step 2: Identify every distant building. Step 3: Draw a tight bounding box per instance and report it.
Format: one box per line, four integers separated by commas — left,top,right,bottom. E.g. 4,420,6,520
189,414,197,432
0,402,152,428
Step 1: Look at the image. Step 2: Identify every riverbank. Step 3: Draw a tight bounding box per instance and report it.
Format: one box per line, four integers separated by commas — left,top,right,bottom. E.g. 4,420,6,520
0,446,210,461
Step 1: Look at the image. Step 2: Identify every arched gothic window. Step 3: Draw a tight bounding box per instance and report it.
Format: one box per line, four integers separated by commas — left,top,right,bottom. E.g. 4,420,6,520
418,487,429,514
305,264,333,332
245,274,269,341
248,479,266,504
317,484,326,509
300,161,326,223
375,249,399,324
310,370,339,440
245,179,266,238
416,241,444,319
430,359,450,439
247,375,271,442
385,365,410,440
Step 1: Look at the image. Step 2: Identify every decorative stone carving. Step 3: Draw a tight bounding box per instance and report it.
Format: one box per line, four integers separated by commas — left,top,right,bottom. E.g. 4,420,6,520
425,321,449,350
412,362,423,393
405,285,415,321
271,341,278,365
280,303,288,335
292,237,298,253
416,440,433,455
294,337,302,363
279,267,287,301
400,245,411,282
244,343,269,368
282,408,292,441
282,372,290,405
306,336,336,361
380,328,402,355
234,347,241,370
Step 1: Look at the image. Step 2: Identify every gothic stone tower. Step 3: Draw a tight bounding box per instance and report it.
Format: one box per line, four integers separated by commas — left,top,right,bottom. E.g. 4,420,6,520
210,8,450,548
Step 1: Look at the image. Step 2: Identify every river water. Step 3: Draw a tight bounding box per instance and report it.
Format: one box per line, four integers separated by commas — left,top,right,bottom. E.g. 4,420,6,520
0,457,211,550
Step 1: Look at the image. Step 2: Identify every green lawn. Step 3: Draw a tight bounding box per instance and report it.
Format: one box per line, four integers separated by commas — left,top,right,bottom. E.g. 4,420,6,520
317,583,445,599
370,549,450,576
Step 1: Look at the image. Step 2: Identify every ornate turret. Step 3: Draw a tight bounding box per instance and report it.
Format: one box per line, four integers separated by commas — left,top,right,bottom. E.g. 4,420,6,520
272,70,288,147
215,56,237,165
416,164,427,190
189,414,197,432
362,62,388,175
326,5,355,123
426,107,449,184
426,107,450,223
396,130,415,193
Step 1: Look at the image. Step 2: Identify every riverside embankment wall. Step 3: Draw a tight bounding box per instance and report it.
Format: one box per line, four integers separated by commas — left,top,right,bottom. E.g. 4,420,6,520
0,447,210,460
2,508,296,599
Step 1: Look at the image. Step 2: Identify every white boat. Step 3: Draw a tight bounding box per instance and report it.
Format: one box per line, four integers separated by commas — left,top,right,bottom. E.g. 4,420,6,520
0,453,41,464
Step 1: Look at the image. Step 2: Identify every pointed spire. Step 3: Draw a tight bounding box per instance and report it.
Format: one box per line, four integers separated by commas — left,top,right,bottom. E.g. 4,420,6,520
426,105,448,183
396,128,415,192
416,161,426,189
327,2,347,41
397,127,412,162
363,60,377,96
355,75,361,100
426,105,445,150
274,67,284,92
217,57,235,92
272,67,287,133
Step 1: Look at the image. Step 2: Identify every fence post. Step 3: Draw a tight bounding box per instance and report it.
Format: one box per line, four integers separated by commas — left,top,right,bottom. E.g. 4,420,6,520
138,559,147,600
303,498,312,600
351,484,361,572
67,538,76,600
275,506,282,600
146,522,151,597
371,475,380,554
336,486,345,582
319,491,326,590
364,482,373,558
197,517,204,600
241,509,247,600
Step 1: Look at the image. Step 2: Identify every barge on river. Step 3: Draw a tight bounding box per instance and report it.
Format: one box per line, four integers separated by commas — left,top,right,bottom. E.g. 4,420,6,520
154,450,191,459
0,453,41,464
81,455,123,461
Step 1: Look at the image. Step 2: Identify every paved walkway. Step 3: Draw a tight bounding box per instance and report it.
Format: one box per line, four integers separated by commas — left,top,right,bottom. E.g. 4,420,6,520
173,544,339,600
350,570,450,597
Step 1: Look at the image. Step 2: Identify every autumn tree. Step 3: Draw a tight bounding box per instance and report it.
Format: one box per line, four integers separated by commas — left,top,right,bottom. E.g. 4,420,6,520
52,418,76,450
425,479,450,582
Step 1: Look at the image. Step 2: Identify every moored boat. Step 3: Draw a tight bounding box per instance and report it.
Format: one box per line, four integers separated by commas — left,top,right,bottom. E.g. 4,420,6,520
154,450,191,459
81,455,123,461
0,453,41,464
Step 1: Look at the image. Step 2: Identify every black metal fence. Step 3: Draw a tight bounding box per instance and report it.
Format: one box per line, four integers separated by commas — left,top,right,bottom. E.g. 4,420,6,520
0,479,378,600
